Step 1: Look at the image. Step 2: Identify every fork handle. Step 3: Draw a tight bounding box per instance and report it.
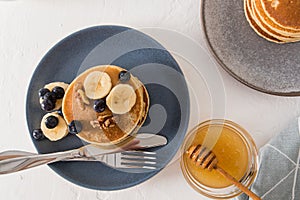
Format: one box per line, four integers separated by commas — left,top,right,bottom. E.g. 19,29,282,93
215,166,261,200
0,149,81,174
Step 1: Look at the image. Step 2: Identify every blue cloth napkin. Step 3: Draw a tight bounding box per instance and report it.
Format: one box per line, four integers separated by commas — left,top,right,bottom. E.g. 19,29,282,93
237,118,300,200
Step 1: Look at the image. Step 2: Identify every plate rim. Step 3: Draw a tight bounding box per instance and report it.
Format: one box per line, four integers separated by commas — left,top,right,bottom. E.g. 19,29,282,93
25,25,190,190
200,0,300,97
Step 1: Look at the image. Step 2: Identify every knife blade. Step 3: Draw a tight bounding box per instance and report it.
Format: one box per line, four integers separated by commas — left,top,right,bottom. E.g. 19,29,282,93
68,133,167,162
134,133,168,148
68,133,168,160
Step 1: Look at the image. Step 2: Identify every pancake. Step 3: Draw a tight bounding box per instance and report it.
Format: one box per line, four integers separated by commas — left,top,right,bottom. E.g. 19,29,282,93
62,65,149,146
260,0,300,31
244,0,283,43
250,0,299,42
255,0,300,37
244,0,300,43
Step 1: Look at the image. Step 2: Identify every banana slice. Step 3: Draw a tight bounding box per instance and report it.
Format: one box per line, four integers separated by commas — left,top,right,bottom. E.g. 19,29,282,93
106,84,137,114
39,82,69,111
41,112,68,141
83,71,112,99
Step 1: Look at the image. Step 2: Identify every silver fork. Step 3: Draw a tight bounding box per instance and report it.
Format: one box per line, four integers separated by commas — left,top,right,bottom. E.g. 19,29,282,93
69,151,158,170
0,150,158,174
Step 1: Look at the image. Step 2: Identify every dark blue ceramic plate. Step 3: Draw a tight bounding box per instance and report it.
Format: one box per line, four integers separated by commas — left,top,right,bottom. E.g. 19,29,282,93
26,25,190,190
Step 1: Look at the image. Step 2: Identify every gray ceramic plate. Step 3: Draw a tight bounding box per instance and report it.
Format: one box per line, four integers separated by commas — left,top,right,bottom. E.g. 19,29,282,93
201,0,300,96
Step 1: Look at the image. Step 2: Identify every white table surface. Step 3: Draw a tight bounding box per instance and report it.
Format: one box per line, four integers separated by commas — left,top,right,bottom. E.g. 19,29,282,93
0,0,300,199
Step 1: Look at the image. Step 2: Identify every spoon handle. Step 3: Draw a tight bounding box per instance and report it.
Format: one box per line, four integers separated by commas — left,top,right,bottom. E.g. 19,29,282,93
215,166,261,200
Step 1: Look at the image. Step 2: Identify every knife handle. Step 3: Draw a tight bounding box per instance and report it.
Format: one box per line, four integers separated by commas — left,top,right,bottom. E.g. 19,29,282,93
0,149,81,174
0,150,36,161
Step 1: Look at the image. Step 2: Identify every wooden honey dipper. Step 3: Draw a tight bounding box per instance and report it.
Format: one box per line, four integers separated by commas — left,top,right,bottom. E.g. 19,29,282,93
186,144,261,200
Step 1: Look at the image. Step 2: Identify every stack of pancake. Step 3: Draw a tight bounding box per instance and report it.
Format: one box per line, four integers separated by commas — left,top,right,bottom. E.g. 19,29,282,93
62,65,149,146
244,0,300,43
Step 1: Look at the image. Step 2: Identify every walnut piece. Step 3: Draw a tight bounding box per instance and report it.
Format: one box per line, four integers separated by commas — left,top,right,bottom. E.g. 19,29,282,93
90,120,101,128
104,119,110,127
101,124,108,130
75,91,85,111
74,83,83,91
97,115,117,129
98,114,112,123
106,117,116,127
77,89,90,105
108,123,115,128
75,88,91,111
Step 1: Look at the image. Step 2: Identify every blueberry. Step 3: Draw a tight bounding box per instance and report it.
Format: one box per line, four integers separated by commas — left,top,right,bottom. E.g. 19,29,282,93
41,99,55,111
45,115,59,129
32,129,44,140
68,120,82,134
39,88,50,98
119,71,131,82
43,92,57,104
52,86,65,99
93,99,106,113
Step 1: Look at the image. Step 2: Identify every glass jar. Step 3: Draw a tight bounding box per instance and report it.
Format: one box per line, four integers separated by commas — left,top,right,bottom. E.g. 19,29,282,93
180,119,259,199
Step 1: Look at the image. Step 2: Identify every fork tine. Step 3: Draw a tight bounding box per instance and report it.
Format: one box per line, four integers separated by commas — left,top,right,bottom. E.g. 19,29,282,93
121,151,156,155
121,162,157,170
121,159,156,165
121,154,156,160
121,151,157,160
120,151,158,170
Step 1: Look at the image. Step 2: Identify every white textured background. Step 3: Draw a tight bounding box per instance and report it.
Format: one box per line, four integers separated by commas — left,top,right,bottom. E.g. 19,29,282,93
0,0,300,199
